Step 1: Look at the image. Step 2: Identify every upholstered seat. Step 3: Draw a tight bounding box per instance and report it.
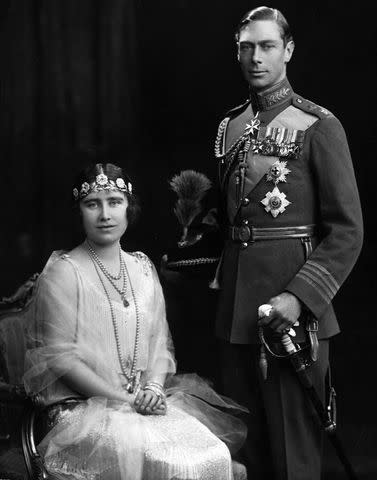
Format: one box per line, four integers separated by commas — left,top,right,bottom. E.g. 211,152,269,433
0,273,49,480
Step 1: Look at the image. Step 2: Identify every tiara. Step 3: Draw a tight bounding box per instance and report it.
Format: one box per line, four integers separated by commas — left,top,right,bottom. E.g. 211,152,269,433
73,173,132,200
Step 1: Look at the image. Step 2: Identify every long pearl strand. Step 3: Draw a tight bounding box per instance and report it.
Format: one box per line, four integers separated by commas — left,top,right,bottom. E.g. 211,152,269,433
88,248,141,393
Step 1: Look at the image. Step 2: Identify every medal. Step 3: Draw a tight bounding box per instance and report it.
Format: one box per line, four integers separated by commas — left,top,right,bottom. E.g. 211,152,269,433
266,160,291,185
262,161,292,217
245,112,261,136
261,186,291,218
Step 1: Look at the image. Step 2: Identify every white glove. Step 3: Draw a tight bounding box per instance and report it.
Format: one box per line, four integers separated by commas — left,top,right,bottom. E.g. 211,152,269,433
258,304,299,336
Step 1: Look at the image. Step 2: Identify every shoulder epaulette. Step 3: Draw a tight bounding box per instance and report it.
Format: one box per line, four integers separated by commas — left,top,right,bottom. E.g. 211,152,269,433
224,99,251,119
292,95,334,120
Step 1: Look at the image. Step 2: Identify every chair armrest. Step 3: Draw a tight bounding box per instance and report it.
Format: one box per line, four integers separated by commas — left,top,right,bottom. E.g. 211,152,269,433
21,398,50,480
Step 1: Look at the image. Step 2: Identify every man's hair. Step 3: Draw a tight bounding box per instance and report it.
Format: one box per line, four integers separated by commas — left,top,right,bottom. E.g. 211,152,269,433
235,6,293,46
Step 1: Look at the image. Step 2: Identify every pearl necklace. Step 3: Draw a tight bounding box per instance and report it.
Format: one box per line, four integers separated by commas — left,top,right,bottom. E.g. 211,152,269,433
88,252,141,393
86,241,129,307
86,240,122,280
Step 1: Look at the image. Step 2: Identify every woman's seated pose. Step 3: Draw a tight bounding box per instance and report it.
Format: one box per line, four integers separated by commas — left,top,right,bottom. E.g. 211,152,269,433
23,161,246,480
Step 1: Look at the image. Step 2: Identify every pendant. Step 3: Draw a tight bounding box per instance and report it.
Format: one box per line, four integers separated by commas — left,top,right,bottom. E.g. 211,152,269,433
126,376,135,393
122,296,129,307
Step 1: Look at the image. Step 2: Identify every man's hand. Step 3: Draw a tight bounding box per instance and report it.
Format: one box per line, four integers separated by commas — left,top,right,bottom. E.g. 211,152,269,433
258,292,302,333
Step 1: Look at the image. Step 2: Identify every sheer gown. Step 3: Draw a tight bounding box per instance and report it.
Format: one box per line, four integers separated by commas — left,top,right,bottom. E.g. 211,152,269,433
23,251,246,480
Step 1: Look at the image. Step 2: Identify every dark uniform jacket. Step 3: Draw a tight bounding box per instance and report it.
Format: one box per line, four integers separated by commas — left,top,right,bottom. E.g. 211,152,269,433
215,77,363,344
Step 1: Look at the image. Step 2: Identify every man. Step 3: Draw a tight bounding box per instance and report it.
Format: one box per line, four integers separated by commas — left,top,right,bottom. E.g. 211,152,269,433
213,6,363,480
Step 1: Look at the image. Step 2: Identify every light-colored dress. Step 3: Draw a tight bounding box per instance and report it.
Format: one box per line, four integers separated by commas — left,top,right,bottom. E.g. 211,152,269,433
23,251,246,480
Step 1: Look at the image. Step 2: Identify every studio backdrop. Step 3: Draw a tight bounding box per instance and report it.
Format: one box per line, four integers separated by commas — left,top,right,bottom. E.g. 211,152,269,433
0,1,376,473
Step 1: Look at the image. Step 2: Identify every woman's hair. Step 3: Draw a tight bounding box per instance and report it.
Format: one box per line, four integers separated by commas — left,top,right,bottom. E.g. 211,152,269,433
72,151,141,228
234,6,293,46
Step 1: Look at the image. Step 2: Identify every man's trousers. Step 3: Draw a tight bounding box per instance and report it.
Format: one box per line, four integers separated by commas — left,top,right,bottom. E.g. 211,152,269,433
220,339,329,480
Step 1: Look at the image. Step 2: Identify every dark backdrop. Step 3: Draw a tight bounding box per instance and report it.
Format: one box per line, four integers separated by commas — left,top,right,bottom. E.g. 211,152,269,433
0,0,376,477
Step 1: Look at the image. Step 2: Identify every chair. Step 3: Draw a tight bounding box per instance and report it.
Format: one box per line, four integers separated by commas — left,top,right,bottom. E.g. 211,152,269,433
0,273,49,480
21,399,49,480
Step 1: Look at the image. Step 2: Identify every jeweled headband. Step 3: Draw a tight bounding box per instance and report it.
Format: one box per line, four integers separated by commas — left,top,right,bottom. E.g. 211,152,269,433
73,173,133,201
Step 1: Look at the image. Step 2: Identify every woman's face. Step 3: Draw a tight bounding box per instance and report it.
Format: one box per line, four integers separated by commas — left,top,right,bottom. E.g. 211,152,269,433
79,190,128,246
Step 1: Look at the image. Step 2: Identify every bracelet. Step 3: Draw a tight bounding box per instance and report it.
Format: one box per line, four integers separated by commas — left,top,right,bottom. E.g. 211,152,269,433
144,381,165,392
144,385,162,398
144,382,165,399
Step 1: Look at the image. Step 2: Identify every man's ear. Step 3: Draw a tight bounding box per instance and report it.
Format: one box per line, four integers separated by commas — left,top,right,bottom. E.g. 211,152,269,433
284,40,295,64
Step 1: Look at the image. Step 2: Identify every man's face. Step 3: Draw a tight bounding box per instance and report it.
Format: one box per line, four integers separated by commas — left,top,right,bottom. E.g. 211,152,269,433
237,20,294,92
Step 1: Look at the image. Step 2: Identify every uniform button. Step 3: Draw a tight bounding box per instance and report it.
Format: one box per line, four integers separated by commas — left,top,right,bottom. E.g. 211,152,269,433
241,219,249,225
242,197,250,206
296,98,303,103
241,242,248,249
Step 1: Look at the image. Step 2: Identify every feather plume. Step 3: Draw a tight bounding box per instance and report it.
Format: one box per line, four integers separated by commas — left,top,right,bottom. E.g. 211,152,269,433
173,199,202,228
170,170,212,200
169,170,212,228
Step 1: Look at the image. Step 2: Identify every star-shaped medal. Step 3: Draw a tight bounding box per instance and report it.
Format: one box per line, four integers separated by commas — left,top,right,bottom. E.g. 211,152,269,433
266,160,291,184
261,186,291,218
245,113,261,136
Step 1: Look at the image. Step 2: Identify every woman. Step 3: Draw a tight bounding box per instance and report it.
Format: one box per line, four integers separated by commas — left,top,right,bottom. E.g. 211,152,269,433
23,162,246,480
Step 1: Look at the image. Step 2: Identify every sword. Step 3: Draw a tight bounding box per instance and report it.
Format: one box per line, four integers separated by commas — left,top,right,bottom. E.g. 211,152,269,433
258,305,358,480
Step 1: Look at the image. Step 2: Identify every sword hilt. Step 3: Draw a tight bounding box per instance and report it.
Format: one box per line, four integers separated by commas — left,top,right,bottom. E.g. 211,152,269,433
281,333,298,354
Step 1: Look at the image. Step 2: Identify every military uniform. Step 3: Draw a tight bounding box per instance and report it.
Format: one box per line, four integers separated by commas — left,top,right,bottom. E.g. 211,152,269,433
214,78,363,479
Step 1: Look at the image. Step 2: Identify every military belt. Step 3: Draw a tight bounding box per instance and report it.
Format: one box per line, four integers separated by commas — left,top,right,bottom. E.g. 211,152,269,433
228,224,316,244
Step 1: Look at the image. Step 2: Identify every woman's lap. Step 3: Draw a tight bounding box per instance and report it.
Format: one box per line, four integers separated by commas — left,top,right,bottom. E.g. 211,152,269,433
40,401,232,480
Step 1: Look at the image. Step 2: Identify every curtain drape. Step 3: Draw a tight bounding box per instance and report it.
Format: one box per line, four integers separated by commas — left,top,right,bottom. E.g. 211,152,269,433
0,0,140,291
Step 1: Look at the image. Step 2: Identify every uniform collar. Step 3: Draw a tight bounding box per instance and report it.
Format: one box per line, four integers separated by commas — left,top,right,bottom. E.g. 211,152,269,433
249,77,293,112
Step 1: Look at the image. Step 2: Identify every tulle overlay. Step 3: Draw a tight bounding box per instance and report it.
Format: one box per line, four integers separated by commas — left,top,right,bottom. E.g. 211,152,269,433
23,251,247,480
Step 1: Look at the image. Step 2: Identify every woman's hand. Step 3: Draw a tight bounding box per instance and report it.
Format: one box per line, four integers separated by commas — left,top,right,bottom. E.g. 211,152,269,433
134,388,167,415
